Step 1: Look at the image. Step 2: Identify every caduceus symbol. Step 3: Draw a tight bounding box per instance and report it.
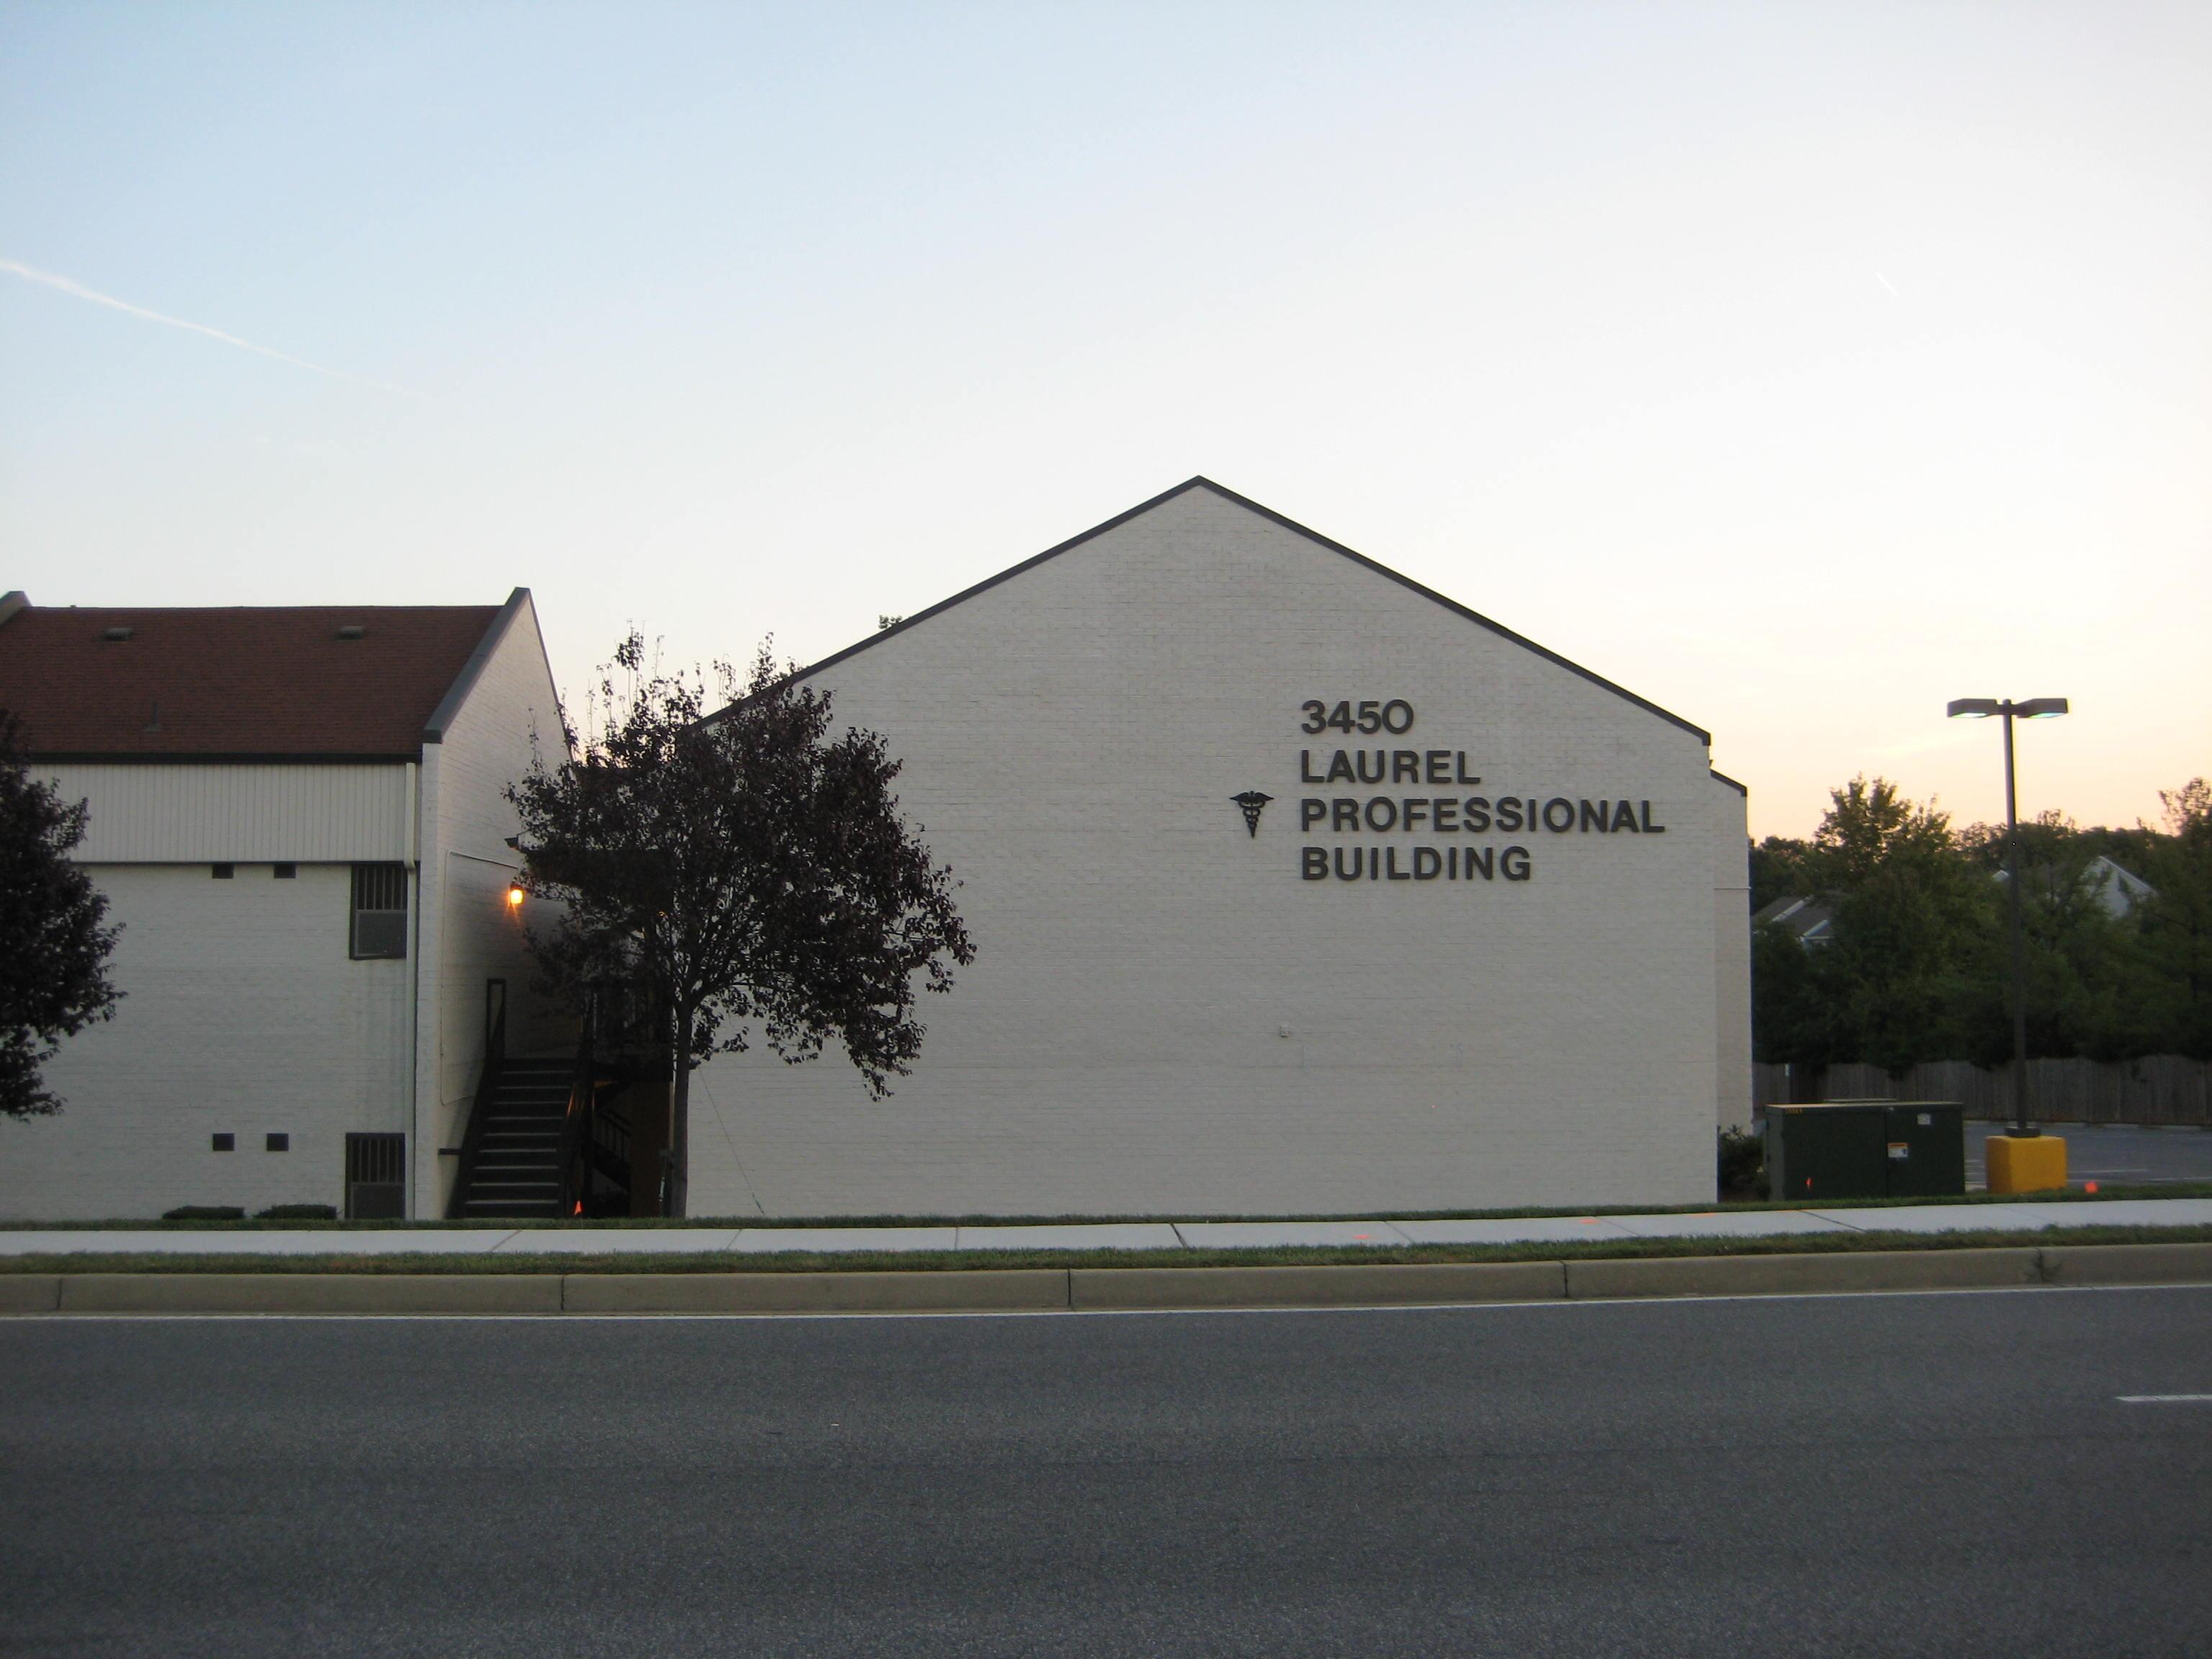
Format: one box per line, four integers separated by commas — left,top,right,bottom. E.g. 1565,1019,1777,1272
1231,791,1273,837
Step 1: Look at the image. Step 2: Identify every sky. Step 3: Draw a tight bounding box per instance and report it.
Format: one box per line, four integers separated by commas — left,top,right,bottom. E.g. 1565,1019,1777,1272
2,1,2205,840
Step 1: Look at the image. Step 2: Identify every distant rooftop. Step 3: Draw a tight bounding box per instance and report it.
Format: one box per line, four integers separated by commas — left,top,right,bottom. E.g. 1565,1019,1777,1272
1754,894,1835,945
0,592,513,760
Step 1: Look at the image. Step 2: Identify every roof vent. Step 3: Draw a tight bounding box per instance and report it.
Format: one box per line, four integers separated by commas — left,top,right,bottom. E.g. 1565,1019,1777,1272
336,624,367,641
102,626,133,642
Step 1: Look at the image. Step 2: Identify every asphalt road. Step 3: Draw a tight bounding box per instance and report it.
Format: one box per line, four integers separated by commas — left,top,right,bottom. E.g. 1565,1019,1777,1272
1966,1121,2212,1187
4,1290,2210,1658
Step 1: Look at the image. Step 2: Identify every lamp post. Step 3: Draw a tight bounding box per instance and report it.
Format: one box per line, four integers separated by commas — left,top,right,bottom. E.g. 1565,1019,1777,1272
1946,696,2068,1141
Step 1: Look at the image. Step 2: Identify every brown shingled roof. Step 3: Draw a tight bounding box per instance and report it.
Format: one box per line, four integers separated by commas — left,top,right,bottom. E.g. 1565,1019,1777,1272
0,598,505,759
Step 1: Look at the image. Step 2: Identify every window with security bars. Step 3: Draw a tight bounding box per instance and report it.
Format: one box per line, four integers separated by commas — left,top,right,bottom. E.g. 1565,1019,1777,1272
345,1132,406,1219
350,863,409,959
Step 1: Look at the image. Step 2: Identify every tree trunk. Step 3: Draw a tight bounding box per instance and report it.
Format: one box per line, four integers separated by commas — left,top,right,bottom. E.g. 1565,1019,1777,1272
667,1006,692,1218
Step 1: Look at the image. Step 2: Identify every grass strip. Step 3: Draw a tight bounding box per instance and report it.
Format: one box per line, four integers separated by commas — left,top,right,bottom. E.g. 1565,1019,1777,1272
5,1223,2208,1275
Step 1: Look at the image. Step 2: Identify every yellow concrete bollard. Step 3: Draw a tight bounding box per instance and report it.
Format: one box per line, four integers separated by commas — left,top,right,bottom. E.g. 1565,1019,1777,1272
1986,1133,2067,1194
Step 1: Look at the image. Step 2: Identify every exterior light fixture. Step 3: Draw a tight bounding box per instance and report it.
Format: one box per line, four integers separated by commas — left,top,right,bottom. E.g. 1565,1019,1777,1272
506,882,526,909
1946,695,2070,1183
1951,696,2068,721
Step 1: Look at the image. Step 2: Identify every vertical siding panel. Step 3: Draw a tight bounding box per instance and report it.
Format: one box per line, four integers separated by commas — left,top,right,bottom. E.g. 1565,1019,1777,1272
45,764,412,862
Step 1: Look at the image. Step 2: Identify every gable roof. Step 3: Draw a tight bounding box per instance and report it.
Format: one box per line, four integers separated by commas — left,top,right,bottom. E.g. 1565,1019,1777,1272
0,589,530,762
774,477,1711,743
1755,894,1834,943
1995,853,2157,919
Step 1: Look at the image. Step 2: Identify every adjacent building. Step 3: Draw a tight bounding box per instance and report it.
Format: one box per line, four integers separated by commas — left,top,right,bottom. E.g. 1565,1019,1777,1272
0,590,566,1220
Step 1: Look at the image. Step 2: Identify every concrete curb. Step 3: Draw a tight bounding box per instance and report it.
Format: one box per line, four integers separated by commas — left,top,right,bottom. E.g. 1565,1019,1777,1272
0,1275,61,1313
1565,1248,2043,1300
57,1273,564,1315
2038,1241,2212,1287
562,1269,1066,1314
1070,1260,1565,1310
10,1243,2210,1316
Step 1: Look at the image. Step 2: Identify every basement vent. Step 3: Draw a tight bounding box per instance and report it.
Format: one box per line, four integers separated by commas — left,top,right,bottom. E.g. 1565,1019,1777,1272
336,624,367,640
102,626,132,642
346,1133,406,1219
349,863,408,959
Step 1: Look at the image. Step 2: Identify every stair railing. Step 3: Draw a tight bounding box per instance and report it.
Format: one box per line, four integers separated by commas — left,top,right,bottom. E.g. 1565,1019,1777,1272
444,1004,508,1220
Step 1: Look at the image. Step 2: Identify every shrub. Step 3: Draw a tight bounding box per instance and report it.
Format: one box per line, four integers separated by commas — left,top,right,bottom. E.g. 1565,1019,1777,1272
161,1205,244,1220
1718,1127,1768,1200
255,1203,338,1220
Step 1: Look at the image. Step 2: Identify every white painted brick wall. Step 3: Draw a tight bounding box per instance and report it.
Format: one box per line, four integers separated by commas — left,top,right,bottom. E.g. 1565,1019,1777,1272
1712,777,1753,1128
414,594,573,1215
687,486,1743,1217
0,863,411,1220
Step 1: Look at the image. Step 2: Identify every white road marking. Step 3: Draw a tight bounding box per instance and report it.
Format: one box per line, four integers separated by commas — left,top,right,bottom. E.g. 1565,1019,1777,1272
2116,1393,2212,1404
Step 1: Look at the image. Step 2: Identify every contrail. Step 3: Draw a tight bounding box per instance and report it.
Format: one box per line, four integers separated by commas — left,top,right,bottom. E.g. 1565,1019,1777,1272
1875,271,1901,300
0,256,414,395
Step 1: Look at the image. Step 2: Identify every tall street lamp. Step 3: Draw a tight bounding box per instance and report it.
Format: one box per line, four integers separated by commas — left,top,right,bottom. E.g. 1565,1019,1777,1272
1947,696,2069,1190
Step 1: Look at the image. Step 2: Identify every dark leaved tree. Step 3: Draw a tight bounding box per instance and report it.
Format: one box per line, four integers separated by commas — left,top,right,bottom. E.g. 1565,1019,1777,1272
0,714,122,1117
1748,834,1811,915
1957,809,2137,1061
508,634,974,1215
1780,776,1995,1072
2136,779,2212,1058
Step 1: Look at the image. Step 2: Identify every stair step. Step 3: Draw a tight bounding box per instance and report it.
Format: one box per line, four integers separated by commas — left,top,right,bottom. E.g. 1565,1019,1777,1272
451,1051,637,1220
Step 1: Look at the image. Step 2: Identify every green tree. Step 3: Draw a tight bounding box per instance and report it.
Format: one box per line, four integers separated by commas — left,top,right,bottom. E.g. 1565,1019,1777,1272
1748,835,1810,914
508,634,976,1215
1956,810,2140,1061
0,715,122,1117
2135,779,2212,1057
1750,912,1827,1064
1759,777,1995,1072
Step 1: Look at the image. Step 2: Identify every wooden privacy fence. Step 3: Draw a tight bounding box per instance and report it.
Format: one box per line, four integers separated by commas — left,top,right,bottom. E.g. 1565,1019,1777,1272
1752,1055,2212,1126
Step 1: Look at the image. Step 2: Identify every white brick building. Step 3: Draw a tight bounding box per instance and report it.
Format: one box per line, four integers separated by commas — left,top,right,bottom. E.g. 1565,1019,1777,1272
0,590,567,1220
688,480,1750,1217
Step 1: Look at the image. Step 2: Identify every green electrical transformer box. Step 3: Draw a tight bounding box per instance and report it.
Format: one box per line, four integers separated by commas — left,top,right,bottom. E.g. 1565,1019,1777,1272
1765,1102,1965,1203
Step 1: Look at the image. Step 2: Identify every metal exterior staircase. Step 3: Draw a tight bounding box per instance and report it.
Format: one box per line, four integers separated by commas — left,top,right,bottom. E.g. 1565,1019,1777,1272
451,1058,574,1218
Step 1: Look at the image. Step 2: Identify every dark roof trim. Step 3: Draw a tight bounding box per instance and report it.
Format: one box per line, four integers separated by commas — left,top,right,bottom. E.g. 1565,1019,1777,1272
422,587,533,745
1710,768,1748,796
760,477,1712,743
30,751,416,766
0,592,26,629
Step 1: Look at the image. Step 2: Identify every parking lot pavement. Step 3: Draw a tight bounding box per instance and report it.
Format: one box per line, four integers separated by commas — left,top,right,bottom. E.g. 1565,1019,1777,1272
1966,1121,2212,1188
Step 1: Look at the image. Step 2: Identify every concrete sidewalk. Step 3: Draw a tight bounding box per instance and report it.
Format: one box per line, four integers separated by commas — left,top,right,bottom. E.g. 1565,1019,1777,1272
4,1197,2210,1259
